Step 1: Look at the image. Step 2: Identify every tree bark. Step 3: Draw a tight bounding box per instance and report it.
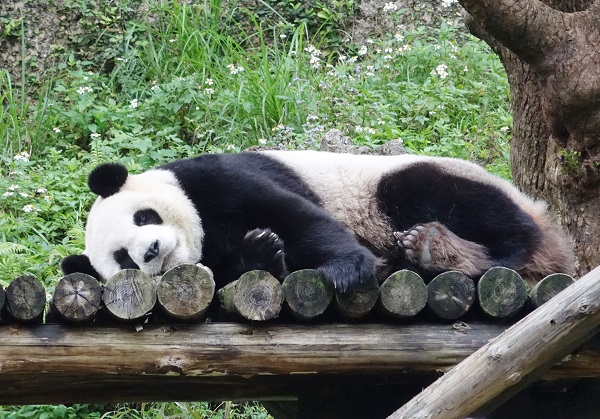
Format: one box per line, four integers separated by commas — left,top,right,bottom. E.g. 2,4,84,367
459,0,600,277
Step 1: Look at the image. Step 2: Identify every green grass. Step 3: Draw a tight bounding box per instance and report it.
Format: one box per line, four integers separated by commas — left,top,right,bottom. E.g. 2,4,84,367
0,0,511,417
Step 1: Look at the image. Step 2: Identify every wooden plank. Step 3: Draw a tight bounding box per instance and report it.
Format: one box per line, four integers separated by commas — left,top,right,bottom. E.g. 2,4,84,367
0,322,599,404
390,265,600,419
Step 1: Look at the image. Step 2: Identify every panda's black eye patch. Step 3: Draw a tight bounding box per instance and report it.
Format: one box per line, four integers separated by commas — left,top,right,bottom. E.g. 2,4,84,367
134,208,163,226
114,248,140,270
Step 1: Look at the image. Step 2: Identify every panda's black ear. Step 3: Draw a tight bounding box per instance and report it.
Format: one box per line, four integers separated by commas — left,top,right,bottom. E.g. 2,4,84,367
61,254,103,281
88,163,129,198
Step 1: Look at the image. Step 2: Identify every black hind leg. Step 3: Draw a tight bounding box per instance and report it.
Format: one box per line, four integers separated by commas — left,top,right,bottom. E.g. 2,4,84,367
394,221,494,277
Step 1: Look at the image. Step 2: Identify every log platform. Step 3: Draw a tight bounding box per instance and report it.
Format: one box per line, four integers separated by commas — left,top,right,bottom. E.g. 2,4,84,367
0,265,592,418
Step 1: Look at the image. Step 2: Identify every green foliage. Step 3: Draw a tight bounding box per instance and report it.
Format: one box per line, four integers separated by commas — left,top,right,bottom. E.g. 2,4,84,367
0,402,272,419
559,148,583,175
0,404,101,419
0,0,512,417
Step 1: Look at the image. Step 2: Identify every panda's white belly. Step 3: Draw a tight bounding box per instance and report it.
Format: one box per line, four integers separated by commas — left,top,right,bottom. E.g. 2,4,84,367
262,151,420,252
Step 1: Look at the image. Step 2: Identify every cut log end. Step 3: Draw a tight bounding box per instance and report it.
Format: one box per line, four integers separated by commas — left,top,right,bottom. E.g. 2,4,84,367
102,269,157,321
5,275,46,323
282,269,333,321
157,264,216,321
52,273,102,323
478,267,528,318
529,273,575,308
379,270,427,319
427,271,476,320
218,270,283,321
335,276,379,319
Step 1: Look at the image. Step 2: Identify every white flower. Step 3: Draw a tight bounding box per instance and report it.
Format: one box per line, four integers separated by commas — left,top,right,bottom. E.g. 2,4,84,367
226,144,236,151
280,34,287,39
258,138,267,145
309,56,321,69
53,127,61,133
367,127,376,134
500,126,510,132
384,54,393,61
90,133,101,139
434,45,441,51
366,66,375,77
463,66,469,72
22,204,34,213
204,87,215,95
169,39,176,43
13,151,30,162
377,118,386,125
19,192,29,198
358,46,368,56
432,63,449,79
383,2,398,12
394,33,405,42
37,187,47,194
205,78,214,86
227,64,245,75
130,99,139,109
3,191,14,197
8,184,19,191
442,0,457,7
355,126,364,133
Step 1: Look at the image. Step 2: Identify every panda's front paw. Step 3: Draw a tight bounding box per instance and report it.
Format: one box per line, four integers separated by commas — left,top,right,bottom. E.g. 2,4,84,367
318,248,378,293
241,228,288,279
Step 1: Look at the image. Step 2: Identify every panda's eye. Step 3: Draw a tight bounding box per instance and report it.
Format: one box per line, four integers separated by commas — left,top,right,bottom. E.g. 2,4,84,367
114,248,140,270
134,209,163,226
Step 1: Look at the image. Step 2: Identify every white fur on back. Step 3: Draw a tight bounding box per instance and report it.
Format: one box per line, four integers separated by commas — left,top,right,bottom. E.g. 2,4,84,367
261,150,546,253
84,169,203,281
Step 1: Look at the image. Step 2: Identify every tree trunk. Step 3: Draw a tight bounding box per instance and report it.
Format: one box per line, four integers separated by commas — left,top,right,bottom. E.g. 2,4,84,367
460,0,600,277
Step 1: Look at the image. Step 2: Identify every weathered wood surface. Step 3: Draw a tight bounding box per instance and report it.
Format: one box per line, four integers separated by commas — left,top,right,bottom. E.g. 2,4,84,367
378,270,427,319
477,266,528,318
390,265,600,419
51,273,102,323
0,322,599,404
530,273,575,308
217,270,283,321
335,275,380,319
103,269,157,321
157,264,215,321
427,271,475,320
4,275,46,323
282,269,332,321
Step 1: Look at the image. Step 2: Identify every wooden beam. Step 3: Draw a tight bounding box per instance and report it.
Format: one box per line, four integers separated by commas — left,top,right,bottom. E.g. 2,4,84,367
0,321,600,404
390,265,600,419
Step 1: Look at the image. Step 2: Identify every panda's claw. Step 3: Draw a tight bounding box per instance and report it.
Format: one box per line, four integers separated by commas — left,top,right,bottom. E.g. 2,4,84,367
241,228,288,279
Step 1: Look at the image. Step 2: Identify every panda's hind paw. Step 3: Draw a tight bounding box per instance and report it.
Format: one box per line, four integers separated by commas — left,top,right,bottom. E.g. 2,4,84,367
394,221,492,277
241,228,288,279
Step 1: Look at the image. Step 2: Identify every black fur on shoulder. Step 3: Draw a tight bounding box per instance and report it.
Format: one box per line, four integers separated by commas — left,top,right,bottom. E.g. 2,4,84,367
61,254,103,281
88,163,129,198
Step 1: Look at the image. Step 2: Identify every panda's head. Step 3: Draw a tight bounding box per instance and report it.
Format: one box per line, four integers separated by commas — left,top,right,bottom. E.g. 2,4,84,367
62,163,203,282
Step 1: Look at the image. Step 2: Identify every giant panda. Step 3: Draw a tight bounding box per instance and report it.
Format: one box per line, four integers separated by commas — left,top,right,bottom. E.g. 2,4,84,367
61,151,574,292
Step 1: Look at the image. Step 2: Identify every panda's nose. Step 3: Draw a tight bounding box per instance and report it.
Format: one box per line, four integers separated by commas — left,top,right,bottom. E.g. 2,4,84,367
143,240,160,263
